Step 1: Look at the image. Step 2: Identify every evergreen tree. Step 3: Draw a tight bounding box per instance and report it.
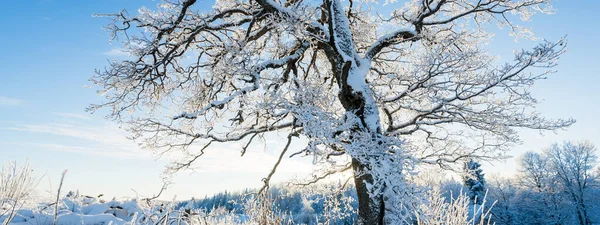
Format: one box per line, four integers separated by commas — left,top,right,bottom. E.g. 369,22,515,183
463,159,486,205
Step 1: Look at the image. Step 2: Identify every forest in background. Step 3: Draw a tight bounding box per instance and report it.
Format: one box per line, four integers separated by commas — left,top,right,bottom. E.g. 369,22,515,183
2,141,598,225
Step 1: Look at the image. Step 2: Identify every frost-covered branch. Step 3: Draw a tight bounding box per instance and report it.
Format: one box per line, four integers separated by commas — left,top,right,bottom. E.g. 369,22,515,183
92,0,572,223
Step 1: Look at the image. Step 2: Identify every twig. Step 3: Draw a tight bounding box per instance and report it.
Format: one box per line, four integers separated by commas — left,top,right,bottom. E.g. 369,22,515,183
53,170,67,225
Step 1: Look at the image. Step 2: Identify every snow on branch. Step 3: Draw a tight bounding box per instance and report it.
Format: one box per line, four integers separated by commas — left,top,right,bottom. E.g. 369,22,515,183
364,29,418,60
173,41,309,120
90,0,574,221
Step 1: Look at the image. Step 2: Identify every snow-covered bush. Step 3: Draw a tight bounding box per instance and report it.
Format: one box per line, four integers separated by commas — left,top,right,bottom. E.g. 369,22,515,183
415,188,493,225
0,160,38,225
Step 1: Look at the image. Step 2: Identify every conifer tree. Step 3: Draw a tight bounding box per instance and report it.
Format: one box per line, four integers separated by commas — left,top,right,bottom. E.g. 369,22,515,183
463,159,486,205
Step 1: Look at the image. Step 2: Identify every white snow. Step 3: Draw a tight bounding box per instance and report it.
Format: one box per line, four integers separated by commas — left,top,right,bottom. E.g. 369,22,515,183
3,196,149,225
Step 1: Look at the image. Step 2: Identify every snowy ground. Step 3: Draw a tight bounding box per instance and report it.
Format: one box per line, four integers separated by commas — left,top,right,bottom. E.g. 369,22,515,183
2,194,240,225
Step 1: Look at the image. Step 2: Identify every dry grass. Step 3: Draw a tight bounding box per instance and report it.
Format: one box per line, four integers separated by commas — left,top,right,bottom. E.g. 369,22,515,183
0,160,39,225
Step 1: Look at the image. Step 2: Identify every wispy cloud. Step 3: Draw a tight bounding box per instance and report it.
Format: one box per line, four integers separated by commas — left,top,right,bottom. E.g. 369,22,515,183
0,96,23,107
29,143,144,159
53,112,92,120
183,146,313,174
103,48,129,57
4,121,148,159
3,115,313,173
8,123,128,144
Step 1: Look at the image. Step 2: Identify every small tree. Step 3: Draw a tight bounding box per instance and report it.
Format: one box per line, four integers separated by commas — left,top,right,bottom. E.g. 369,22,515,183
463,159,485,205
546,141,597,225
488,177,517,225
92,0,573,223
518,151,551,192
517,151,568,224
593,166,600,188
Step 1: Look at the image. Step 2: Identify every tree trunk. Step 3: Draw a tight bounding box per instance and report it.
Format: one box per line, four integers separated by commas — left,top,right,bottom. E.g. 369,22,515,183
570,192,590,225
577,200,590,225
341,85,389,224
336,61,390,224
352,158,386,225
329,10,388,219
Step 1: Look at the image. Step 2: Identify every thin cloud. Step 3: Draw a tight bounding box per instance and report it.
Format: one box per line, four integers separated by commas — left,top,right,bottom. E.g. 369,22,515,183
4,118,314,174
0,96,23,107
7,123,127,143
182,146,313,174
31,143,146,159
3,121,148,158
53,112,92,120
103,48,129,57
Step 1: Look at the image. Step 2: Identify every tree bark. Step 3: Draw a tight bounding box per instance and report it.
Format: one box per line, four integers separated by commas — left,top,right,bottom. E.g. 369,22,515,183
335,57,388,224
327,0,388,218
576,200,591,225
352,158,385,225
569,191,591,225
338,72,388,224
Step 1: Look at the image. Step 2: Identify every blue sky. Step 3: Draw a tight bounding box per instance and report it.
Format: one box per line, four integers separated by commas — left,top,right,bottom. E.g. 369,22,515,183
0,0,598,200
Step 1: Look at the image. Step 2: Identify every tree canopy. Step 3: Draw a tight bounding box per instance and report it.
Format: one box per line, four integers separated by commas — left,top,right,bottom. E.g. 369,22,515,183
91,0,573,223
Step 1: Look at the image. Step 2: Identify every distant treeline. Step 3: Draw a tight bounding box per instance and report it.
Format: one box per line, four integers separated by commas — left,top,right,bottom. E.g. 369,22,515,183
175,141,600,225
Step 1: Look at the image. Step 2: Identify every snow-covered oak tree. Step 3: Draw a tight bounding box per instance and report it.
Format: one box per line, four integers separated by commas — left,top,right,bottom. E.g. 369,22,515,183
91,0,573,223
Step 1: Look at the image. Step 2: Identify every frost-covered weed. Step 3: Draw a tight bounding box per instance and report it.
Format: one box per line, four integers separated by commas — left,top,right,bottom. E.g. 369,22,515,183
415,188,494,225
0,160,39,225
